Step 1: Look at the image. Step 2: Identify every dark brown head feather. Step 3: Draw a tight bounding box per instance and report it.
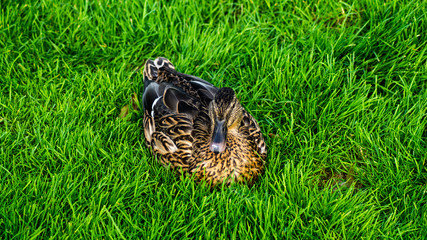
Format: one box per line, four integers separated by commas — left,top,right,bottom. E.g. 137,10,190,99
214,87,235,108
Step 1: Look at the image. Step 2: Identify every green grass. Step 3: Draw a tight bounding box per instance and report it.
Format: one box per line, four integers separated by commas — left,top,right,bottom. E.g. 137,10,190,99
1,0,426,238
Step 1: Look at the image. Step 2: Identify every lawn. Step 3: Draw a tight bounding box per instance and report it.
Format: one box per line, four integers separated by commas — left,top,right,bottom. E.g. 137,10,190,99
1,0,426,239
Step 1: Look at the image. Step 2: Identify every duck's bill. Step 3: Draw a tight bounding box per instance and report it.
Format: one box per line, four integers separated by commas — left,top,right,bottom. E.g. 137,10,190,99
210,120,227,153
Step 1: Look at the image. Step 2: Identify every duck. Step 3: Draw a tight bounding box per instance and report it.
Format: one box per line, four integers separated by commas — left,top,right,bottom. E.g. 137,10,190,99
142,57,266,186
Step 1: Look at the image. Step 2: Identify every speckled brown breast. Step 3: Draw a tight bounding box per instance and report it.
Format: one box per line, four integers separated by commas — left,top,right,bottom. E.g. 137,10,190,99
190,134,264,185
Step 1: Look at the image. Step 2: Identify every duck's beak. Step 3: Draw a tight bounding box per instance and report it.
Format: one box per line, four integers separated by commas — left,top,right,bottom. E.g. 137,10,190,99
210,119,227,153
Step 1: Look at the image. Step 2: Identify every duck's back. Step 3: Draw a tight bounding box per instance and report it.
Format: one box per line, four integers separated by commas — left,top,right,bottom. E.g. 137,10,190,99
142,58,217,172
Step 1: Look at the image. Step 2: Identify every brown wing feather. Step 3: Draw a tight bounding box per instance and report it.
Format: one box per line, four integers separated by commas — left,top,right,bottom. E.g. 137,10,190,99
241,111,267,158
143,110,156,146
146,111,194,171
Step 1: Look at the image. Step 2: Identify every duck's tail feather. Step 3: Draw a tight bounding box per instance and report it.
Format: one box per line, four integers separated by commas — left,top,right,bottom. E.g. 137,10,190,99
143,57,176,81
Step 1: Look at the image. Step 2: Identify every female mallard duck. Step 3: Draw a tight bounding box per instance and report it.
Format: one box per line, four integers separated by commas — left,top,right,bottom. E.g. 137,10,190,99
142,57,266,186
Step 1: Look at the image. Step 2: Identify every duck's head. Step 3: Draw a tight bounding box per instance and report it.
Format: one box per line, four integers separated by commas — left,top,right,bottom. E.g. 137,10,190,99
208,87,243,154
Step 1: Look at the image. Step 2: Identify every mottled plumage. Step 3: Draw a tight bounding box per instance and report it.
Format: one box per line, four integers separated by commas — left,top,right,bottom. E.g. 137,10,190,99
143,57,266,186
